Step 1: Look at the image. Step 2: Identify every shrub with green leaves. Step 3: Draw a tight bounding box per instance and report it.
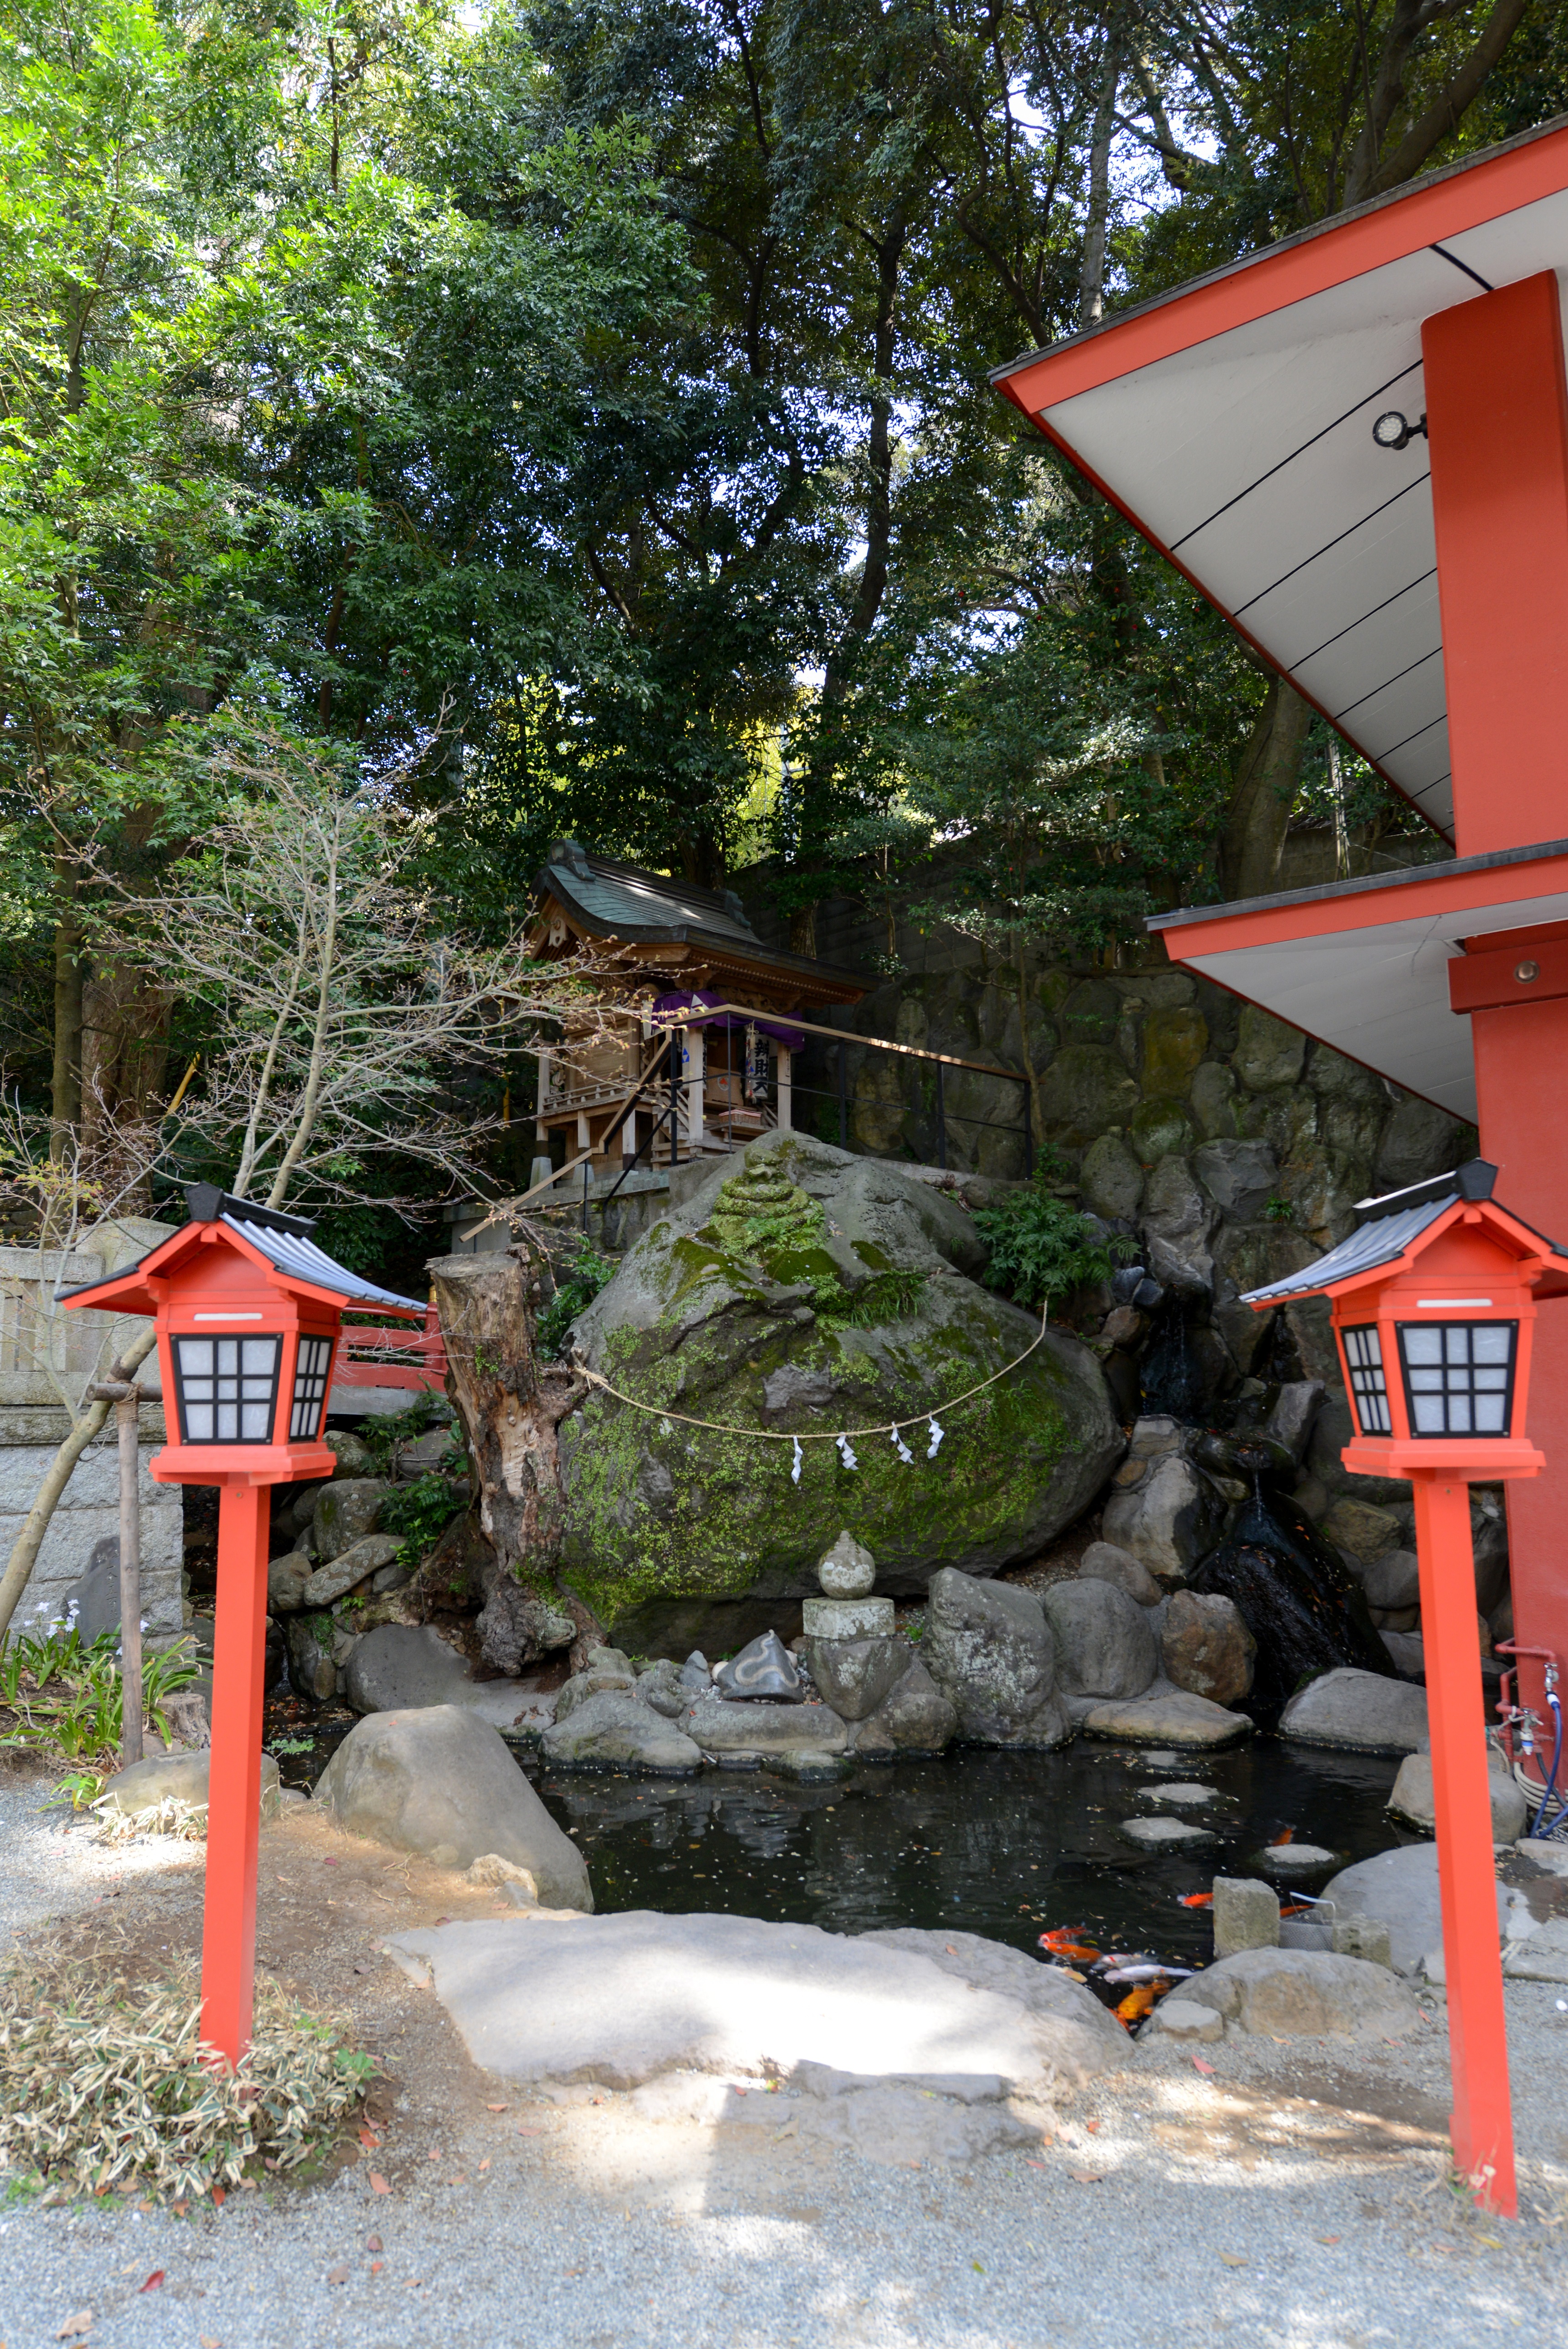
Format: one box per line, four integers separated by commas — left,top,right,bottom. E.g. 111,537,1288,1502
973,1175,1138,1313
0,1957,373,2201
378,1472,467,1567
536,1242,617,1359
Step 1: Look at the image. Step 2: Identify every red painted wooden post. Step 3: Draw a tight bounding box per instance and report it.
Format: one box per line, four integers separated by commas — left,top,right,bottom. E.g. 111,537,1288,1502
1411,1471,1517,2215
201,1482,272,2068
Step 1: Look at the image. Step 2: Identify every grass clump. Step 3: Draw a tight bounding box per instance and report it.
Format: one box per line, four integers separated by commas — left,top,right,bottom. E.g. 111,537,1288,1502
0,1618,200,1770
0,1956,373,2203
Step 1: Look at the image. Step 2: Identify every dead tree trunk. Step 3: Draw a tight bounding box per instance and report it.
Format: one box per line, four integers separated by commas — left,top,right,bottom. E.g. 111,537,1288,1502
428,1248,593,1673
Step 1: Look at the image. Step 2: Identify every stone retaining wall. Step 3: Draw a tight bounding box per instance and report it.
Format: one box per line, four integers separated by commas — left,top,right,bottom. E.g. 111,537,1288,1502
0,1402,184,1645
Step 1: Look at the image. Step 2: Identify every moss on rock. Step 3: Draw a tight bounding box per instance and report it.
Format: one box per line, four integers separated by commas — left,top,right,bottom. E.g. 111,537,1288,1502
556,1132,1123,1616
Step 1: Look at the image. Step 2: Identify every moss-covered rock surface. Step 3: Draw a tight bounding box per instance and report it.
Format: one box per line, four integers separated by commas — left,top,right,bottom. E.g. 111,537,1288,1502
557,1133,1123,1617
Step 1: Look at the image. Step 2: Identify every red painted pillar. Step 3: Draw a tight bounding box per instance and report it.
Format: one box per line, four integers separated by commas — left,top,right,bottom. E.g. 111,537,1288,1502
1410,1472,1517,2215
201,1481,271,2069
1424,275,1568,1725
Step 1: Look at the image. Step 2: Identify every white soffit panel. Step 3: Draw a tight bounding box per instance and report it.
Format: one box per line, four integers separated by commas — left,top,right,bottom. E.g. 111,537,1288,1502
1027,192,1568,843
1165,880,1568,1123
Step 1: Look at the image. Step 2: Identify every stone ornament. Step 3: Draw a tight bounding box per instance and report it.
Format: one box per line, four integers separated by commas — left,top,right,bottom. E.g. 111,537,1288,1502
817,1529,875,1598
712,1629,803,1702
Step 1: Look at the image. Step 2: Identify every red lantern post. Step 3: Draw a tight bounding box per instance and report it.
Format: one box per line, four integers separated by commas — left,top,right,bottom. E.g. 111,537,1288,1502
1244,1159,1568,2214
62,1186,424,2067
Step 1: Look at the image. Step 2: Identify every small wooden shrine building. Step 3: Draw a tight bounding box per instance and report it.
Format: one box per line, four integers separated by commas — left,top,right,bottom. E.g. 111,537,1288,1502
525,839,865,1175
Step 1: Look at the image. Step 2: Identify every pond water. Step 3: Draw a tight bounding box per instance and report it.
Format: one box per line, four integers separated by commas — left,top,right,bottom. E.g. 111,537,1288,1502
526,1738,1414,1966
268,1689,1417,1972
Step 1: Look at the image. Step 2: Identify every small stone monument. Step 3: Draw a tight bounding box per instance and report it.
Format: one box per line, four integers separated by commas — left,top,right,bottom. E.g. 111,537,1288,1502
802,1529,894,1640
1212,1875,1280,1957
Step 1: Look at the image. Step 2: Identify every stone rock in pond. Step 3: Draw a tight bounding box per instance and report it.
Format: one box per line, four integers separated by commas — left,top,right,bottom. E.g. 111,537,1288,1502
1118,1816,1216,1852
1278,1668,1428,1755
316,1705,592,1909
677,1651,712,1697
1169,1947,1419,2039
1042,1579,1158,1701
1076,1541,1161,1608
1081,1688,1251,1749
634,1658,689,1718
1141,1781,1219,1809
1379,1630,1425,1679
1100,1451,1223,1584
685,1696,848,1761
285,1611,338,1701
1257,1841,1338,1874
301,1533,401,1610
342,1623,543,1732
553,1663,638,1722
1212,1877,1279,1957
804,1633,913,1722
557,1132,1124,1614
852,1659,957,1756
101,1748,281,1822
1159,1590,1257,1707
922,1569,1070,1749
1360,1547,1421,1612
712,1630,802,1702
541,1690,704,1776
1263,1380,1325,1463
817,1529,875,1598
1320,1842,1534,1976
267,1551,312,1614
311,1478,392,1563
1387,1748,1527,1844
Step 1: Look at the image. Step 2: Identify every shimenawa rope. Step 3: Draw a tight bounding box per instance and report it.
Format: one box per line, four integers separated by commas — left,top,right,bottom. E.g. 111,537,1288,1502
569,1300,1050,1467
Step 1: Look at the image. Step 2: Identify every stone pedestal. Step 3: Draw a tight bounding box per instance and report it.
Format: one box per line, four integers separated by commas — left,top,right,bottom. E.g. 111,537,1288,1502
802,1596,894,1640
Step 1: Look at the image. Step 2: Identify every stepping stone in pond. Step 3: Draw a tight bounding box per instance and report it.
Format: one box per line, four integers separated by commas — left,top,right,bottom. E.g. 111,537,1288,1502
1133,1751,1187,1770
1140,1782,1221,1809
1256,1841,1339,1873
1118,1816,1218,1852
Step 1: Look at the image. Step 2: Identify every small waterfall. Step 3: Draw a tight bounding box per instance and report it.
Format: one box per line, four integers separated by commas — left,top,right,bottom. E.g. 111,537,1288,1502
1139,1296,1206,1418
1189,1476,1393,1722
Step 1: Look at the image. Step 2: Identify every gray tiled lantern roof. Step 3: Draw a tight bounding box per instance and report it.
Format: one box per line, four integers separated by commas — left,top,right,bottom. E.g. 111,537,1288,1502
1240,1159,1568,1307
58,1185,423,1315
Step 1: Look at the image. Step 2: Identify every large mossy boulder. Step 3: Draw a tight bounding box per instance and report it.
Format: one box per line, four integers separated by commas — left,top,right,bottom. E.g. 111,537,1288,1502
557,1133,1123,1616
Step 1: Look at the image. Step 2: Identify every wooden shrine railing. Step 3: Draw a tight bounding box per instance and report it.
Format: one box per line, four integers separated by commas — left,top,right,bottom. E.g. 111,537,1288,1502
334,1300,447,1394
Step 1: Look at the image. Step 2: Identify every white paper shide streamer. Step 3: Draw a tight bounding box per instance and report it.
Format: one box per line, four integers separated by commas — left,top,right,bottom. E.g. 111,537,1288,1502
836,1433,858,1471
926,1417,944,1458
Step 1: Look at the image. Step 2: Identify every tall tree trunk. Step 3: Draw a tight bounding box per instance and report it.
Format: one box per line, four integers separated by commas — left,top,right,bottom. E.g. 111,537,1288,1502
50,859,84,1161
1219,679,1314,901
80,958,172,1203
788,210,909,954
1078,23,1123,330
429,1248,593,1672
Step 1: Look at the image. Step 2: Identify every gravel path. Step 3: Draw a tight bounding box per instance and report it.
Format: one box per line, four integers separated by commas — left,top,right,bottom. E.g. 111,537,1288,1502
0,1775,1564,2349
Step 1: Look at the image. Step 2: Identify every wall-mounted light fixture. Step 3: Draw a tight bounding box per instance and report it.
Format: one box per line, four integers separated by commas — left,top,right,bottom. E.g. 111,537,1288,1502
1372,409,1428,450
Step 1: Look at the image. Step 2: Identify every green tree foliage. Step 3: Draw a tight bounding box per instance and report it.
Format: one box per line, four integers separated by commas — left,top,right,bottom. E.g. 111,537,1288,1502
0,0,683,1149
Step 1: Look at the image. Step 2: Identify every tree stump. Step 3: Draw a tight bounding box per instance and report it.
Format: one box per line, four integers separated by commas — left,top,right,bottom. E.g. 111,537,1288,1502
428,1249,591,1672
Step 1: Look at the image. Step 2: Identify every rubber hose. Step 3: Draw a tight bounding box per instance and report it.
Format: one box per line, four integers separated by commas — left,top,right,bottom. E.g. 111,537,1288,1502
1532,1690,1565,1838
